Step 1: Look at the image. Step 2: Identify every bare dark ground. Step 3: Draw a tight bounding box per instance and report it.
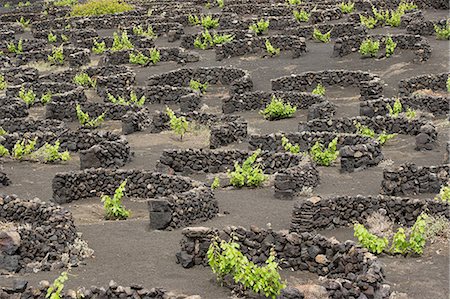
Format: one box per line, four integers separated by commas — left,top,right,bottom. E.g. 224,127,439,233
0,9,449,299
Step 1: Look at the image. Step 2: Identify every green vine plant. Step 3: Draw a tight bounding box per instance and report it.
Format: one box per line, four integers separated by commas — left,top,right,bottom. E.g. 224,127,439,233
92,39,107,54
287,0,302,5
48,32,57,43
73,72,97,88
385,36,397,57
76,104,105,128
111,31,134,52
259,96,297,120
354,121,396,145
405,107,416,119
201,15,220,29
107,91,146,106
207,236,286,298
194,29,234,49
41,90,52,104
48,45,64,65
281,136,301,154
265,39,280,56
132,25,157,39
309,137,338,166
216,0,224,8
354,213,440,256
129,51,150,65
249,19,270,35
46,271,68,299
101,180,131,220
211,177,220,190
447,76,450,92
311,83,326,96
228,149,267,188
0,145,9,157
293,9,310,22
16,16,31,28
359,38,379,57
386,98,402,117
189,79,208,94
188,14,200,26
313,28,331,43
0,127,7,136
7,39,23,54
18,86,36,106
359,15,378,29
0,75,7,90
435,183,450,202
166,107,189,141
32,140,71,163
339,1,354,14
434,21,450,40
12,138,37,160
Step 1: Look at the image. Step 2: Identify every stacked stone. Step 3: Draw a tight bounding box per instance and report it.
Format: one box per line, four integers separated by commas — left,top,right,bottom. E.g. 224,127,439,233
79,140,132,169
14,46,90,68
216,35,307,60
0,118,66,134
381,163,450,195
6,82,86,104
0,172,11,187
0,98,28,119
271,70,383,101
223,91,325,114
52,168,218,229
121,108,152,135
104,47,199,65
399,72,449,96
290,195,450,233
31,27,98,42
177,226,390,299
307,101,337,121
407,18,448,36
2,67,38,85
274,161,320,198
147,66,253,95
333,34,431,62
0,194,82,273
95,65,136,98
360,95,449,117
209,120,247,149
285,22,366,40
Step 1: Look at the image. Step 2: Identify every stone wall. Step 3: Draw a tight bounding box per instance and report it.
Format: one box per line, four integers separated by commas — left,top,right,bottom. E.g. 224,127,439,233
0,118,66,134
290,195,450,233
147,66,253,95
0,194,87,273
271,70,383,101
360,95,449,117
398,72,449,96
0,97,28,119
406,19,448,36
14,46,90,68
177,226,390,299
104,47,200,65
1,67,38,85
0,172,11,187
52,169,218,230
284,22,367,39
215,35,307,60
222,91,325,114
333,34,431,62
6,82,86,105
381,163,450,195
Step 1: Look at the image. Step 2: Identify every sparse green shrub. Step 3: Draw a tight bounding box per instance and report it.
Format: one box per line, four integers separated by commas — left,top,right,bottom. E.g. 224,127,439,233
189,79,208,94
41,90,52,104
17,1,30,6
188,14,200,26
92,39,106,54
281,136,300,154
309,137,338,166
7,39,23,54
340,1,354,13
129,51,150,65
48,45,64,65
355,122,375,138
259,96,296,120
287,0,302,5
216,0,224,8
0,75,6,90
228,149,267,188
194,30,234,49
201,15,220,29
385,36,397,57
435,183,450,202
107,91,145,106
12,138,36,160
249,19,270,35
208,237,285,298
52,0,78,6
397,0,417,12
354,223,388,254
0,127,7,136
377,131,396,145
166,107,189,140
385,9,402,27
73,72,96,87
4,3,11,8
405,107,416,119
46,271,68,299
293,9,310,22
0,145,9,157
16,17,31,28
212,32,234,45
386,98,402,117
33,140,70,163
360,15,378,29
149,48,160,64
312,83,326,96
359,38,380,57
132,25,156,39
434,22,450,40
265,39,280,56
111,31,133,52
61,34,69,42
211,177,220,190
48,32,57,43
76,104,105,128
313,28,331,43
447,76,450,92
71,0,133,17
101,180,130,220
18,86,36,106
